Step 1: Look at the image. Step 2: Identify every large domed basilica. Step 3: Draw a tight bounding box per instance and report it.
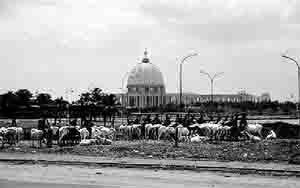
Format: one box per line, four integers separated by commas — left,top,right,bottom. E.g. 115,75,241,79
125,50,166,108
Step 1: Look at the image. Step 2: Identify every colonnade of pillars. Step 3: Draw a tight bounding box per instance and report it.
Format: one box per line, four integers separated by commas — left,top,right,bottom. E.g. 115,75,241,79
122,95,165,108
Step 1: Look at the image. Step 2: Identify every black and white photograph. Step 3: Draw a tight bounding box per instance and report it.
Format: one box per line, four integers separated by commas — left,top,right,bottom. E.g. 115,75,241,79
0,0,300,187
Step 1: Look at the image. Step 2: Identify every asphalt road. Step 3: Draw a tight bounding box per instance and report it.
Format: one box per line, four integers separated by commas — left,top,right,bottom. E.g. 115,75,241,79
0,162,299,188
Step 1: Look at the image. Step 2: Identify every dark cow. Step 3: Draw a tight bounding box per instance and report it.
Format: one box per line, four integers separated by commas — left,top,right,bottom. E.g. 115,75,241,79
262,122,300,139
59,126,81,146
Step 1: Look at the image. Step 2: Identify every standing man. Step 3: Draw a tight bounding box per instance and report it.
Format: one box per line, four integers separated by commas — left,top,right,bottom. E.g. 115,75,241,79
231,113,240,141
11,118,17,127
197,113,204,124
152,114,161,124
144,114,151,124
175,114,182,125
239,113,248,131
163,114,171,126
133,115,140,124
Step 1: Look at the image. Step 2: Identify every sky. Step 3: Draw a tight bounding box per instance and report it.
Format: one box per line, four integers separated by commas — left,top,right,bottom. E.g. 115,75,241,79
0,0,300,102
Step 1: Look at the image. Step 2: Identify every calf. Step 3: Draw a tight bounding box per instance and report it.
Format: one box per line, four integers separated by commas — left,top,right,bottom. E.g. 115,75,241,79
266,130,276,140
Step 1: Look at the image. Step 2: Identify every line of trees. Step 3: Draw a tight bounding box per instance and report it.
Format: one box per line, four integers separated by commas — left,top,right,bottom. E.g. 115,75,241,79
0,88,119,119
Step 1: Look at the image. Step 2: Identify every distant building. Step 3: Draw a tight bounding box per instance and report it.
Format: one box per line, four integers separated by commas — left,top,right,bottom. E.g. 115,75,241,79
115,50,271,108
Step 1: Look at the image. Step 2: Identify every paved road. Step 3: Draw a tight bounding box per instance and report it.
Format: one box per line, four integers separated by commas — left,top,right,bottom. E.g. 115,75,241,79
0,162,299,188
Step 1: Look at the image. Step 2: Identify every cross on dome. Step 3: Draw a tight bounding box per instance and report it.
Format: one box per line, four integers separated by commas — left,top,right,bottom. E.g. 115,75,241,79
142,48,150,63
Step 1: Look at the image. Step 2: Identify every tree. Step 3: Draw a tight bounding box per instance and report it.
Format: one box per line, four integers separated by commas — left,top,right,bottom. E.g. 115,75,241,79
103,94,117,106
15,89,33,106
78,92,92,105
91,88,105,104
35,93,53,105
53,97,68,105
77,88,107,105
1,91,19,118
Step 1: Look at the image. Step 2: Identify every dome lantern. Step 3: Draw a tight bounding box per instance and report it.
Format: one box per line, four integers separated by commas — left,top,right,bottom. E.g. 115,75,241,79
142,48,149,63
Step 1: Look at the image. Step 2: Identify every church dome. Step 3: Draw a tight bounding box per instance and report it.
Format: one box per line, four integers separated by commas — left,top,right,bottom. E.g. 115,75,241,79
127,50,165,87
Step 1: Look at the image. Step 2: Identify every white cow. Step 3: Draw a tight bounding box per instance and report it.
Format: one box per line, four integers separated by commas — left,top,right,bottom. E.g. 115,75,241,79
198,123,221,139
190,134,208,143
243,131,261,142
79,139,97,146
119,124,130,140
91,126,116,140
58,126,69,143
145,124,153,139
30,128,44,148
245,124,263,138
50,126,60,143
13,127,23,142
158,126,167,140
176,125,189,142
79,128,90,140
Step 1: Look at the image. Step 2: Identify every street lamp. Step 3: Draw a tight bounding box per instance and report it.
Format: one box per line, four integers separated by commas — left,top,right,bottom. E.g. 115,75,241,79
282,54,300,132
200,70,224,103
121,72,130,107
179,53,198,110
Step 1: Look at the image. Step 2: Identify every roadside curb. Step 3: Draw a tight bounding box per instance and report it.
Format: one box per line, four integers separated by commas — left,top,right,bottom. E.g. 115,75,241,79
0,158,300,177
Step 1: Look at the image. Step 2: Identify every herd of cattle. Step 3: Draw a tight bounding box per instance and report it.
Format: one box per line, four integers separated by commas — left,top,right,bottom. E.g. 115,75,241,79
0,123,116,148
118,121,277,143
0,118,296,148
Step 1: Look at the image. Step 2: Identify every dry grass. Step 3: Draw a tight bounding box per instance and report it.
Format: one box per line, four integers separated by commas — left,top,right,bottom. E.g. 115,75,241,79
1,139,300,164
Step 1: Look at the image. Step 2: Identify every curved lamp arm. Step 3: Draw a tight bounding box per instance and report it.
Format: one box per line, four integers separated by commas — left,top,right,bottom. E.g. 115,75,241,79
282,55,300,69
200,70,212,80
181,53,198,65
212,72,224,80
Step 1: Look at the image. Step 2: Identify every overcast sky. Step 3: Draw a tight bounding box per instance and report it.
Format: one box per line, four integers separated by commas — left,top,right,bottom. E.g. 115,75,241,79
0,0,300,101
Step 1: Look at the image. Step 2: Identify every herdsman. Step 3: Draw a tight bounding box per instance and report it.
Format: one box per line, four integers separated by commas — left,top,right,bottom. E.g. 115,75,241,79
239,113,248,131
163,114,171,126
151,114,161,124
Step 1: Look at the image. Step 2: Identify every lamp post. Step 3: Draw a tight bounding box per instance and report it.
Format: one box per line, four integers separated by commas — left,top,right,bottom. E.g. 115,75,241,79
121,72,130,107
200,70,224,103
282,54,300,134
179,53,198,111
120,72,130,124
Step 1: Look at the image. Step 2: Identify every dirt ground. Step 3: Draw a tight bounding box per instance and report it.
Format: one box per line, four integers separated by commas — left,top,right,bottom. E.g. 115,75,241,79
1,139,300,164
